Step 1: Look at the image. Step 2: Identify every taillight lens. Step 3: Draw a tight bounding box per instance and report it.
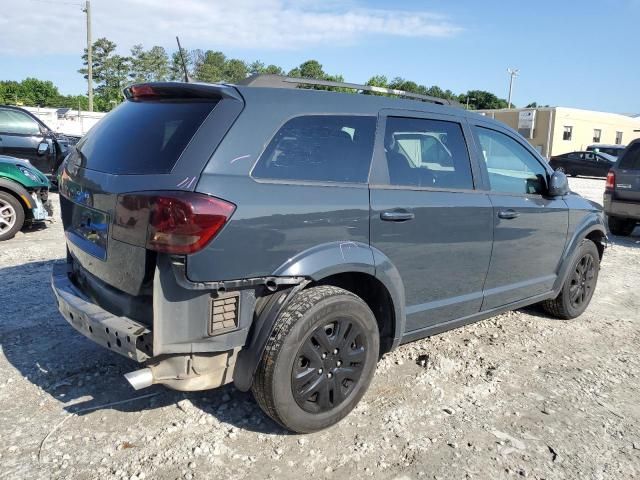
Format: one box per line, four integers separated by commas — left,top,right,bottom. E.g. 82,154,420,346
605,171,615,191
116,192,235,254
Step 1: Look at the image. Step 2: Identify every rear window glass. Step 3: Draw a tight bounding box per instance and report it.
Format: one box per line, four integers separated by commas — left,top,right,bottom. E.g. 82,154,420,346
252,115,376,183
76,99,217,174
618,143,640,170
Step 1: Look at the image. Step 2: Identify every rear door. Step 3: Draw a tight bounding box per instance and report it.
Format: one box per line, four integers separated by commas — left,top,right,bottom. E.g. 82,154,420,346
469,121,568,309
614,142,640,202
59,85,243,296
369,109,493,332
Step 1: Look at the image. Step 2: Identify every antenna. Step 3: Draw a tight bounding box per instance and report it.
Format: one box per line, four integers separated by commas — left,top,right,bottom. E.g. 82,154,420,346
176,36,190,83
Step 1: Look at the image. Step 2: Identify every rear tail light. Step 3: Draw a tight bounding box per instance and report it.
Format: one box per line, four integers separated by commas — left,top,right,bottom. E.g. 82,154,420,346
116,192,235,254
605,171,615,191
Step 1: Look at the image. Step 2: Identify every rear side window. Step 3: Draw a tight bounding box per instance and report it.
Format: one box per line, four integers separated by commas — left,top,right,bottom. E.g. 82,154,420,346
252,115,376,183
76,99,217,174
618,143,640,170
384,117,474,189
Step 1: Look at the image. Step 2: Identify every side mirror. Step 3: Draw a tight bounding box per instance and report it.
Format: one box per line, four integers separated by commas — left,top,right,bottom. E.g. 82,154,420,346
548,170,569,196
37,141,50,156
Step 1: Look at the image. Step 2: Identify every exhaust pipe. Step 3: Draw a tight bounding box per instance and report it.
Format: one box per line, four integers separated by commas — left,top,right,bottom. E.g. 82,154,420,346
124,368,154,390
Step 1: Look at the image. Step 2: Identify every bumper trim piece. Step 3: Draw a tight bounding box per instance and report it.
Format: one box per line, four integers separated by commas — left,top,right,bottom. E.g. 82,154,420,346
51,262,153,362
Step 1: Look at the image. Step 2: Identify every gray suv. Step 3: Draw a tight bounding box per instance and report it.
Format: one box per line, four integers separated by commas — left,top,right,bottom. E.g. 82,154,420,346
604,139,640,236
51,75,607,433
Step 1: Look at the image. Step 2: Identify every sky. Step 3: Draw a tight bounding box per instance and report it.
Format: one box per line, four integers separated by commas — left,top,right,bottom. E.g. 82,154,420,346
0,0,637,113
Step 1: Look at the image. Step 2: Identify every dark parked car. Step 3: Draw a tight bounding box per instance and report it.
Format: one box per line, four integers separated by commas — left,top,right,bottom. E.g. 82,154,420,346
549,150,616,177
604,140,640,236
0,105,78,179
587,144,626,158
51,76,607,433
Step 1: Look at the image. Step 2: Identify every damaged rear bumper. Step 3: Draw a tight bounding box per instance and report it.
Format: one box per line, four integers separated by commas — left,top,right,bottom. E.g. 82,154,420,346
51,262,153,362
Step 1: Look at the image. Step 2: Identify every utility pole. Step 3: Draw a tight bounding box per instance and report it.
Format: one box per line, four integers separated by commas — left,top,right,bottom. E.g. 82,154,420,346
466,96,476,110
507,68,519,109
83,1,93,112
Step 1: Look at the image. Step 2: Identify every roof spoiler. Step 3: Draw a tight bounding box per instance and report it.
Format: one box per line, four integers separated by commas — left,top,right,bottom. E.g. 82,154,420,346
238,74,456,106
122,82,242,101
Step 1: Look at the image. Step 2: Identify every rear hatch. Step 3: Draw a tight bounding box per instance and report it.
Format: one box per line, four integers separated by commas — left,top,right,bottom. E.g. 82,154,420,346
59,83,243,301
613,142,640,202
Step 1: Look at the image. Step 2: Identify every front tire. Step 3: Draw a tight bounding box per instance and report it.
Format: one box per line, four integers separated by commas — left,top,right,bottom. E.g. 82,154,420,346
252,286,379,433
542,239,600,319
0,192,25,241
608,216,636,236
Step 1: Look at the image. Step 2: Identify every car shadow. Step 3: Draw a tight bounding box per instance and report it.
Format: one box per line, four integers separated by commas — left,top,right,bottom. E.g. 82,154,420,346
0,260,287,434
608,228,640,249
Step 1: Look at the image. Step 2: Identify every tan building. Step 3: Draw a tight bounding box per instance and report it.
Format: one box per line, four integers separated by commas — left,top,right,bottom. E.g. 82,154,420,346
475,107,640,158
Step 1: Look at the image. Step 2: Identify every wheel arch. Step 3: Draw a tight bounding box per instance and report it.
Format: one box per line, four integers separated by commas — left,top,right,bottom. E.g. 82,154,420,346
0,177,32,213
274,241,406,352
233,242,407,392
553,215,607,293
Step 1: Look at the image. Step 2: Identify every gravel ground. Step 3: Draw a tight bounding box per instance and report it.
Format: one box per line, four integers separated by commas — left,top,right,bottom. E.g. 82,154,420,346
1,177,639,480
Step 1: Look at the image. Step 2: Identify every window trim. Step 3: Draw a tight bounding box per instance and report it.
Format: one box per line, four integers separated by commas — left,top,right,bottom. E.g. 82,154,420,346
563,126,573,141
468,122,553,198
370,109,481,192
593,128,602,143
249,113,378,186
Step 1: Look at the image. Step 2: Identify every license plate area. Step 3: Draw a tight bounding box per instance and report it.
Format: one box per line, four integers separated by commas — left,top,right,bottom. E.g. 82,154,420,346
67,204,110,260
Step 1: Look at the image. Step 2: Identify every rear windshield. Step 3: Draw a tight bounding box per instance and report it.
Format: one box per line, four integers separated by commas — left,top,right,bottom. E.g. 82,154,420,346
618,143,640,170
76,99,217,174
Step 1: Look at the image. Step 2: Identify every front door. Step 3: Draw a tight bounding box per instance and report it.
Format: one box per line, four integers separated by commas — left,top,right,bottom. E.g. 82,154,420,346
0,108,52,173
369,111,493,332
469,124,569,309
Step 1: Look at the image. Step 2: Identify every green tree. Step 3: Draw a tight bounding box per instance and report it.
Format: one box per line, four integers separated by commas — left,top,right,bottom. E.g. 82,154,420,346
129,45,169,83
79,37,130,109
288,59,325,79
223,59,248,83
458,90,509,110
169,48,192,81
248,60,284,76
192,50,226,83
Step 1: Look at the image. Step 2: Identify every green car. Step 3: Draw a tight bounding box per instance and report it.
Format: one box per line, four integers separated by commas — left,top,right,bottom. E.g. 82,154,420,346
0,155,52,241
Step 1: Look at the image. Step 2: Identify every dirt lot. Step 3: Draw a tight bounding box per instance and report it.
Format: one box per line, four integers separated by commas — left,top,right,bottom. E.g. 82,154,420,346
1,177,639,480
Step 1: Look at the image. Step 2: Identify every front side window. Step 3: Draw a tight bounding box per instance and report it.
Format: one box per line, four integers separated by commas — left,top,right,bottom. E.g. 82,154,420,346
383,117,473,189
563,126,573,141
252,115,376,183
0,109,41,135
473,126,547,195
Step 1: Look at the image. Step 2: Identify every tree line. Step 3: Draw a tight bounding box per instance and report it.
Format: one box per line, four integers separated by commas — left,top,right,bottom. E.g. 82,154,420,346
2,37,523,112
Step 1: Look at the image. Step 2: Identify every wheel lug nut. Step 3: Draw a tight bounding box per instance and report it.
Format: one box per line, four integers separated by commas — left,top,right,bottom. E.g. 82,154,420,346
333,349,338,355
336,360,342,367
318,368,323,374
321,353,327,359
327,372,333,378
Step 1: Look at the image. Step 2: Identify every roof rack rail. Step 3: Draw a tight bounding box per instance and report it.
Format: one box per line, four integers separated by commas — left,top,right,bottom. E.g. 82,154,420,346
238,74,455,106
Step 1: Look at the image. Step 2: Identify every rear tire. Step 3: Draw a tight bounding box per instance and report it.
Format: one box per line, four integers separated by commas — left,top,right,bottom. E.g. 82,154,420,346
608,216,636,236
0,192,25,241
542,239,599,319
252,285,379,433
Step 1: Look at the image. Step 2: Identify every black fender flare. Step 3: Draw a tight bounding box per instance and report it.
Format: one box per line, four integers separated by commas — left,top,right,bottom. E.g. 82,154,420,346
233,241,406,392
0,177,33,209
553,214,607,294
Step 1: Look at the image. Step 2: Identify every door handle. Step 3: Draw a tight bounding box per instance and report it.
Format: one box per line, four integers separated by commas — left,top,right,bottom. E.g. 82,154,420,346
380,210,415,222
498,209,520,220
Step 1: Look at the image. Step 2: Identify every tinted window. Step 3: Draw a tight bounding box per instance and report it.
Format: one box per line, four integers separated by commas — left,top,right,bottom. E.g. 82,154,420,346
0,109,40,135
474,127,547,195
618,143,640,170
76,99,217,174
252,115,376,183
384,117,473,189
